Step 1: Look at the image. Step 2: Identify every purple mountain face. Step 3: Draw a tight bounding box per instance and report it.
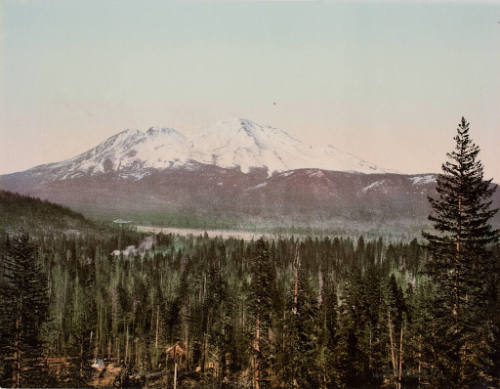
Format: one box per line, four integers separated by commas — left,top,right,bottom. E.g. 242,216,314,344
1,119,497,235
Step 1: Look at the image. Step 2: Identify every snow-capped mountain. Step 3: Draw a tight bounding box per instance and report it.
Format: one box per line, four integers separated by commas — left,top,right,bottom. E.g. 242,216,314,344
190,118,387,174
2,118,498,236
29,126,192,181
22,118,390,182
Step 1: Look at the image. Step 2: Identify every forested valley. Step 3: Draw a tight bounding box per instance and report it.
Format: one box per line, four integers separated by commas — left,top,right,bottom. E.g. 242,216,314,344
1,119,499,389
0,227,498,388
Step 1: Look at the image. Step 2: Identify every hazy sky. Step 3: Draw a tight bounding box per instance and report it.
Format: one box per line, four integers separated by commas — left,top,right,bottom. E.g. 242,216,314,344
1,0,499,179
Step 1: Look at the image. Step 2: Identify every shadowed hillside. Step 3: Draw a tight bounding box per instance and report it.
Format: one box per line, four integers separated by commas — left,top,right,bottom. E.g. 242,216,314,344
0,190,96,234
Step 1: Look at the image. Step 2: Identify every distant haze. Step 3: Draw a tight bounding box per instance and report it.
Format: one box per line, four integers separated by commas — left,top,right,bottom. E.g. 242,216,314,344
1,1,499,180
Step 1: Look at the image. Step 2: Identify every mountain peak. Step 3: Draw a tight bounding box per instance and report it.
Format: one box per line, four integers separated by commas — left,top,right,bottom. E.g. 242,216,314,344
21,118,391,180
117,128,141,136
145,127,184,137
207,117,258,134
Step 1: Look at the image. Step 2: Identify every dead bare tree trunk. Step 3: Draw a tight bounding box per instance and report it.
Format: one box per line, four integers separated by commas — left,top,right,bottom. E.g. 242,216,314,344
125,323,129,364
94,328,99,359
79,337,84,381
155,305,160,349
13,315,21,388
388,310,405,389
292,247,300,389
293,250,299,316
173,361,178,389
116,337,120,363
184,303,190,370
397,322,404,389
254,309,260,389
165,352,168,384
318,269,323,305
417,335,422,388
388,311,398,386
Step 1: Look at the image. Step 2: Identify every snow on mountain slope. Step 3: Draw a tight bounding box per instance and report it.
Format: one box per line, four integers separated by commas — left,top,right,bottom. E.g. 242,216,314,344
193,118,389,174
28,127,192,181
24,118,390,181
409,175,436,185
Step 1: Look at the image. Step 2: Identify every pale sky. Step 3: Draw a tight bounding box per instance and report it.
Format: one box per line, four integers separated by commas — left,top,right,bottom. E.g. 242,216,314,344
1,0,499,180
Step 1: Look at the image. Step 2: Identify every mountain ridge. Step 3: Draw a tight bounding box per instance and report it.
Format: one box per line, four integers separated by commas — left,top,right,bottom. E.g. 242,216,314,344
10,118,393,182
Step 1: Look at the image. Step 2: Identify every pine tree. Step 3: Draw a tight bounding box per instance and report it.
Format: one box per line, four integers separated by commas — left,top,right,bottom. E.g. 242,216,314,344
247,238,275,389
0,234,49,387
66,266,97,387
487,243,500,386
423,117,499,387
334,265,367,388
405,279,436,388
317,272,340,388
385,274,407,389
281,247,321,389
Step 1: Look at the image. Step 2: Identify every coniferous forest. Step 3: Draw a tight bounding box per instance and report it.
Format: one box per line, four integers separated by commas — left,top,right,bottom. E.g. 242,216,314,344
0,119,499,389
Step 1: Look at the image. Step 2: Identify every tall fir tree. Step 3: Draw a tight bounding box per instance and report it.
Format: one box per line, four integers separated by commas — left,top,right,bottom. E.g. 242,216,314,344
281,247,320,389
0,234,49,387
247,238,275,389
423,117,499,388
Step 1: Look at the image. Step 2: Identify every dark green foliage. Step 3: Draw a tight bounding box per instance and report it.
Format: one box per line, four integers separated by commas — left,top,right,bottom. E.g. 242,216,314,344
1,225,434,388
247,239,275,389
0,190,94,233
487,245,500,387
0,234,50,387
281,250,320,389
65,261,97,386
423,117,499,388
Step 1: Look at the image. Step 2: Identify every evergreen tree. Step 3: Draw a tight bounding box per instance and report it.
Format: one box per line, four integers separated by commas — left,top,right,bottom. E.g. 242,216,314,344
385,274,407,389
0,234,50,387
405,279,436,388
281,248,320,389
247,239,275,389
423,117,499,387
2,210,482,387
66,264,97,387
487,244,500,387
